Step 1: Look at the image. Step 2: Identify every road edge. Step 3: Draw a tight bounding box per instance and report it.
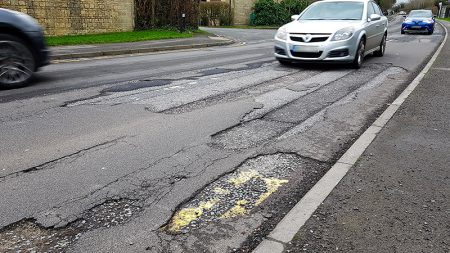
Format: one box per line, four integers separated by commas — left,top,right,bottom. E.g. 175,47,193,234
252,22,449,253
50,40,234,61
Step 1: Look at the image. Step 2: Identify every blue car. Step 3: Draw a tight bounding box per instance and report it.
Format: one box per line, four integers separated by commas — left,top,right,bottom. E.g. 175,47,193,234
401,9,435,35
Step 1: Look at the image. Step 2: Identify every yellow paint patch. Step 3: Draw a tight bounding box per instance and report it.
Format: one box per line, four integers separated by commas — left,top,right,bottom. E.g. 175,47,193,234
166,168,290,232
228,169,261,186
213,187,230,195
166,198,219,232
255,178,289,206
220,200,249,219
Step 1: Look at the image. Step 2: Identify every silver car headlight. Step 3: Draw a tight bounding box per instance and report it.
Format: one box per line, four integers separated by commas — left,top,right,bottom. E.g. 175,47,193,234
331,27,355,41
276,27,288,41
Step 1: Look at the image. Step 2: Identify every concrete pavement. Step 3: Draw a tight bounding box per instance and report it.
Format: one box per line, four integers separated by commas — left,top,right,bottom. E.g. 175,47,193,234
254,21,450,253
50,33,234,60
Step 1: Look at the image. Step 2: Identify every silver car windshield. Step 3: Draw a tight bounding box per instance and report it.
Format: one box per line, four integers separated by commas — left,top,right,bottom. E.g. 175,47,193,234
408,10,432,18
299,2,364,20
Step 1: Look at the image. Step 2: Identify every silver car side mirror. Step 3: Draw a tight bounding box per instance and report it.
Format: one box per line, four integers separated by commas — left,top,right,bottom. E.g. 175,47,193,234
291,15,300,21
368,13,381,22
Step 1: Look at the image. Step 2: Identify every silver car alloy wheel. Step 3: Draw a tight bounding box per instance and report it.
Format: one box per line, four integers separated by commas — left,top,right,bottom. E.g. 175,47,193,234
374,34,386,57
381,35,386,54
351,39,365,69
0,40,35,87
357,41,365,66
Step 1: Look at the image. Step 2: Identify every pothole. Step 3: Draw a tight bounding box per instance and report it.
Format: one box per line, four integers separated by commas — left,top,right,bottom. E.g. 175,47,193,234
0,199,142,252
0,220,81,253
163,153,304,234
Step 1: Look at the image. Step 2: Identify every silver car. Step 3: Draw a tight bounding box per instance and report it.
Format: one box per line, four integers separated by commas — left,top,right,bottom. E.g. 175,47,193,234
274,0,388,68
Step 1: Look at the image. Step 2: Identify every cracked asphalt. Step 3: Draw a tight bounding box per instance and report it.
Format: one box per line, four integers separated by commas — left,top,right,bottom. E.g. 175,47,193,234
0,17,445,252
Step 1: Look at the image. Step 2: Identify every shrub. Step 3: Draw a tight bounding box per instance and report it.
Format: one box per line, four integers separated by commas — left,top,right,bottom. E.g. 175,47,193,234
253,0,283,25
252,0,310,26
200,2,233,26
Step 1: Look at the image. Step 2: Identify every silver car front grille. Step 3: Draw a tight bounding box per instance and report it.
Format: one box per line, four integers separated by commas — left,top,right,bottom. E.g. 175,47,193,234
289,33,331,43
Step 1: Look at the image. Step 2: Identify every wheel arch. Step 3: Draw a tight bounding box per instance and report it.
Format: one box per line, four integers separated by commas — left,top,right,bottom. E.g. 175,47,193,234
0,24,39,70
358,31,367,44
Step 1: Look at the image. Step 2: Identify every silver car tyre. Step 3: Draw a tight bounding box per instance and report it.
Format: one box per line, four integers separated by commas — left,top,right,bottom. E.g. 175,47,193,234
374,33,386,57
352,39,365,69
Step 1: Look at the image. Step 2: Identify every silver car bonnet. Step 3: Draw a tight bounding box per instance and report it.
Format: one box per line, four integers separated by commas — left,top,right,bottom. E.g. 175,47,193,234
284,20,362,34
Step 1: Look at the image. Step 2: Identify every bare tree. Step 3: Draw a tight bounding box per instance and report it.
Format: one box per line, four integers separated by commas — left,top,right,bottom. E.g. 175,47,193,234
135,0,200,30
405,0,436,11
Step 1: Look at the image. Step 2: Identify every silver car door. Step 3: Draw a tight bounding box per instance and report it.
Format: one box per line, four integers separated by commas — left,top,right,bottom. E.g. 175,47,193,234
365,2,377,50
371,2,386,45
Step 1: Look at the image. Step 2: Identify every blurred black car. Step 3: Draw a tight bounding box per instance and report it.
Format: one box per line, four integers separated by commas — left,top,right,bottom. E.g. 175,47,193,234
0,8,49,88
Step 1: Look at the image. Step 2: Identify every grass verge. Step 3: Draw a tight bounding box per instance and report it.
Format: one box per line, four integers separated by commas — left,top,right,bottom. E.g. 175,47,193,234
46,30,200,46
210,25,279,29
438,17,450,22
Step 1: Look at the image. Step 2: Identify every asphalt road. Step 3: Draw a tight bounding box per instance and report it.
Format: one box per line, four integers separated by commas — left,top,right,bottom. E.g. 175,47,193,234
0,17,444,253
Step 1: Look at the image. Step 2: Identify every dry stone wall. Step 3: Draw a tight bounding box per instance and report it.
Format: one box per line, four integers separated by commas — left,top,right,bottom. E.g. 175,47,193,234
203,0,255,25
0,0,134,36
232,0,256,25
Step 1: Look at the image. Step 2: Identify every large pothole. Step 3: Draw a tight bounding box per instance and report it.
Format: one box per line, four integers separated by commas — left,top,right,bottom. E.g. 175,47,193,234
163,153,305,234
0,199,142,252
155,153,330,253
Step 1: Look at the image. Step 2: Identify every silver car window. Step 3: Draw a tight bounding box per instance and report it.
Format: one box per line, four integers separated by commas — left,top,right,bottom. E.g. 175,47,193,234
299,2,364,20
367,2,376,17
371,2,382,16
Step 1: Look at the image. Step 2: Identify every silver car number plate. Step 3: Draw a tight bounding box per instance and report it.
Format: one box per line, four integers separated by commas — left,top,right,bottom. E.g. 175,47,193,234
292,45,319,53
411,26,422,29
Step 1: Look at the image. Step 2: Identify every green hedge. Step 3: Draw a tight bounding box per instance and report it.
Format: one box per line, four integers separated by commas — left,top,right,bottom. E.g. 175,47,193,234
252,0,310,26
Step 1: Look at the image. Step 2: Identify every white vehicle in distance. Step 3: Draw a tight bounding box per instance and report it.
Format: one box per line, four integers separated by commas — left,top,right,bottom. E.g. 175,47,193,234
274,0,388,68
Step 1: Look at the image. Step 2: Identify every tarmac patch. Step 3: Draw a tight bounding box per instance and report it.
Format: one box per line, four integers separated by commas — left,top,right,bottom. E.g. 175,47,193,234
102,79,172,93
210,120,294,150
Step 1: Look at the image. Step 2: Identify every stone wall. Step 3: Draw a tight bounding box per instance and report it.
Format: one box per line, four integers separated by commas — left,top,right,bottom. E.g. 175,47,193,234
232,0,256,25
203,0,255,25
0,0,135,36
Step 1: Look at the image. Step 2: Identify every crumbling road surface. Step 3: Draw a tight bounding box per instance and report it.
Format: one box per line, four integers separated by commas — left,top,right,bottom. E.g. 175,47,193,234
0,19,444,252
